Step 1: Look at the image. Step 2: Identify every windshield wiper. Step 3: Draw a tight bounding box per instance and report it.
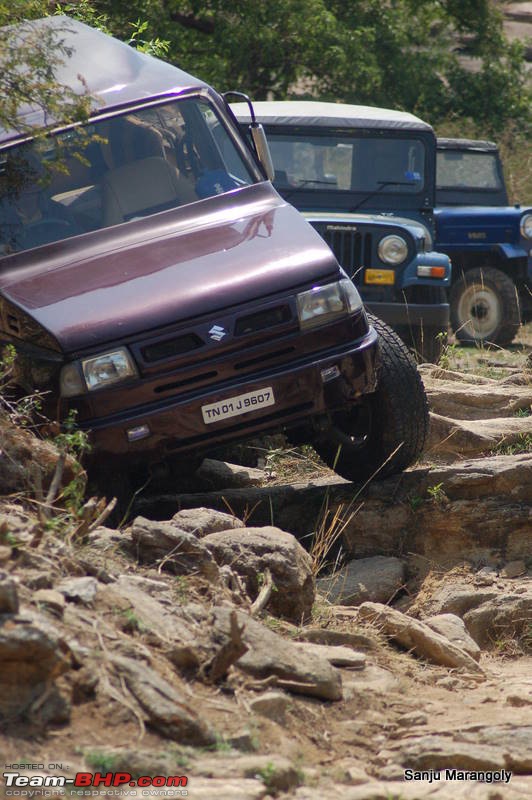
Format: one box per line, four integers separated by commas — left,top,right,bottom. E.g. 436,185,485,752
283,178,337,200
350,180,415,212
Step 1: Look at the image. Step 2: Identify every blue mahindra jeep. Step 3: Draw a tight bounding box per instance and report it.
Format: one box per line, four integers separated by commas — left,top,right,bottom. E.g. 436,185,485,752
435,137,532,345
232,101,451,364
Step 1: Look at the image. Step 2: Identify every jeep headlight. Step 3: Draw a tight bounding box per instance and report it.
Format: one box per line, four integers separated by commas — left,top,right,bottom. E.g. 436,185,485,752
378,235,408,265
297,280,362,330
60,347,138,397
520,213,532,239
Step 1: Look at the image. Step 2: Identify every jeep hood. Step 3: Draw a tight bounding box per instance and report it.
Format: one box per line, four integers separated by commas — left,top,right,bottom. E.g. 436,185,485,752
435,205,525,244
0,184,338,353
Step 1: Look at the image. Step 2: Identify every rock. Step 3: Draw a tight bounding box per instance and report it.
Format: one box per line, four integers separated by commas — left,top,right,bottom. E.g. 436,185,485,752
87,526,124,551
397,711,428,727
343,665,402,698
196,459,267,489
227,730,258,752
506,690,532,707
171,507,245,537
296,642,366,669
23,571,53,590
398,735,518,771
212,607,342,701
181,778,267,799
474,566,497,585
57,577,99,605
0,545,12,564
249,691,290,723
71,666,99,704
427,411,532,460
317,556,405,606
0,621,69,721
99,577,196,643
0,574,19,614
203,527,314,623
0,417,84,495
357,602,484,673
194,754,301,792
33,589,66,618
419,366,532,420
463,592,532,647
298,628,376,649
129,516,219,579
424,614,481,661
111,655,215,746
411,579,498,618
501,559,526,578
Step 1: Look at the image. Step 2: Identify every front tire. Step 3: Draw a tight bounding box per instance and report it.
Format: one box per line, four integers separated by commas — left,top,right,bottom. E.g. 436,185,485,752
313,313,429,483
450,267,521,346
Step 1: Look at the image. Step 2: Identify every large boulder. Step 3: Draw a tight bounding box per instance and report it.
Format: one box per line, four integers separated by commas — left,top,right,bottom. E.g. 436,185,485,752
203,526,315,623
211,607,342,701
171,507,245,537
0,620,69,722
357,602,484,673
317,556,405,606
112,655,215,746
128,517,219,579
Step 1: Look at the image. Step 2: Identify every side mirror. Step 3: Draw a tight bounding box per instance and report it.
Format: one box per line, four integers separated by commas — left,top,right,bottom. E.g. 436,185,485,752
249,123,275,182
223,91,275,183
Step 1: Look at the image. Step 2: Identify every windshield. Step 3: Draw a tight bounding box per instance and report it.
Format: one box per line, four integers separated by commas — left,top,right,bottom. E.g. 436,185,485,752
0,96,257,254
437,150,502,191
266,132,426,195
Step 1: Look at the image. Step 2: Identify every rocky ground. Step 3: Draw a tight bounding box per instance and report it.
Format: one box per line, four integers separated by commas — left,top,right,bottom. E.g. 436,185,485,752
0,328,531,800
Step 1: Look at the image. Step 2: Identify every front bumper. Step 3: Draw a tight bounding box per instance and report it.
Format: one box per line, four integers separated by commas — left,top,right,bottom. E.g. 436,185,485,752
83,328,379,458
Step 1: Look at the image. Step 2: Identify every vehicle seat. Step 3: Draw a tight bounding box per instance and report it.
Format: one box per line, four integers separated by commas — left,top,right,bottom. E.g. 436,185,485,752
102,156,196,226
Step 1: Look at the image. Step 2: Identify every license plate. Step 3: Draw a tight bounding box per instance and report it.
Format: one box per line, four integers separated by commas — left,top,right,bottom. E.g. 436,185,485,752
202,387,275,424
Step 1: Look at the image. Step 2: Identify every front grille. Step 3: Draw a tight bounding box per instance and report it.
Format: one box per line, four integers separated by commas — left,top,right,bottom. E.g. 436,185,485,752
142,333,204,363
319,227,373,285
234,304,291,336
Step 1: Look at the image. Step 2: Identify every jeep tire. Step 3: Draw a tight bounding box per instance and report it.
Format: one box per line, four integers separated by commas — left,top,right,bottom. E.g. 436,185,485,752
450,267,521,346
312,313,429,483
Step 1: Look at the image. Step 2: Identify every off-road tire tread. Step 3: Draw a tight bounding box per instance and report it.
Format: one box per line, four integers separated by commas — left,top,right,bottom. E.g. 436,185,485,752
313,313,429,483
450,266,521,346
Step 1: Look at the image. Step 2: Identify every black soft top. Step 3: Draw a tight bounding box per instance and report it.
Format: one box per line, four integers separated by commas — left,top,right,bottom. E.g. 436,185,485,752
437,137,498,152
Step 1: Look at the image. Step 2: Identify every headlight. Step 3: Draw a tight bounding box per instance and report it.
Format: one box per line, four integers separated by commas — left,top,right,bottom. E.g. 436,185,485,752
520,213,532,239
378,235,408,265
339,279,363,313
60,347,138,397
297,280,362,329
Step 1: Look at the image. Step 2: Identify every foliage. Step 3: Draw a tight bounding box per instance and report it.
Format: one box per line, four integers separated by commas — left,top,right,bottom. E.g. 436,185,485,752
0,2,92,135
82,0,530,138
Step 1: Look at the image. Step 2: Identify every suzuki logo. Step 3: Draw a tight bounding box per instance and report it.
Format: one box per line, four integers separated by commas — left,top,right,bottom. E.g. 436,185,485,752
208,324,227,342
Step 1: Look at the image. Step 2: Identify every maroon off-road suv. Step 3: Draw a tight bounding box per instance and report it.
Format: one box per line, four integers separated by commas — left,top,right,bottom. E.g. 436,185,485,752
0,17,428,491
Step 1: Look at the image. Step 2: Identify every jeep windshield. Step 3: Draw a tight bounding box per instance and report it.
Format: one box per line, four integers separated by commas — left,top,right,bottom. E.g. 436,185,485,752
267,133,426,198
437,149,503,192
0,95,258,255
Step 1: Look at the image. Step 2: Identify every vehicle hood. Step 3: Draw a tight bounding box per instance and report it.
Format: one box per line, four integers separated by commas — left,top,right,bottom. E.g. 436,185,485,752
0,183,338,354
435,205,530,244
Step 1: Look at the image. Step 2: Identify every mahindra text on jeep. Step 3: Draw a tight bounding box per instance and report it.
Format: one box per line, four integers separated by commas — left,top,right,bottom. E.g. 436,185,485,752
0,17,429,491
232,101,452,364
435,137,532,345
